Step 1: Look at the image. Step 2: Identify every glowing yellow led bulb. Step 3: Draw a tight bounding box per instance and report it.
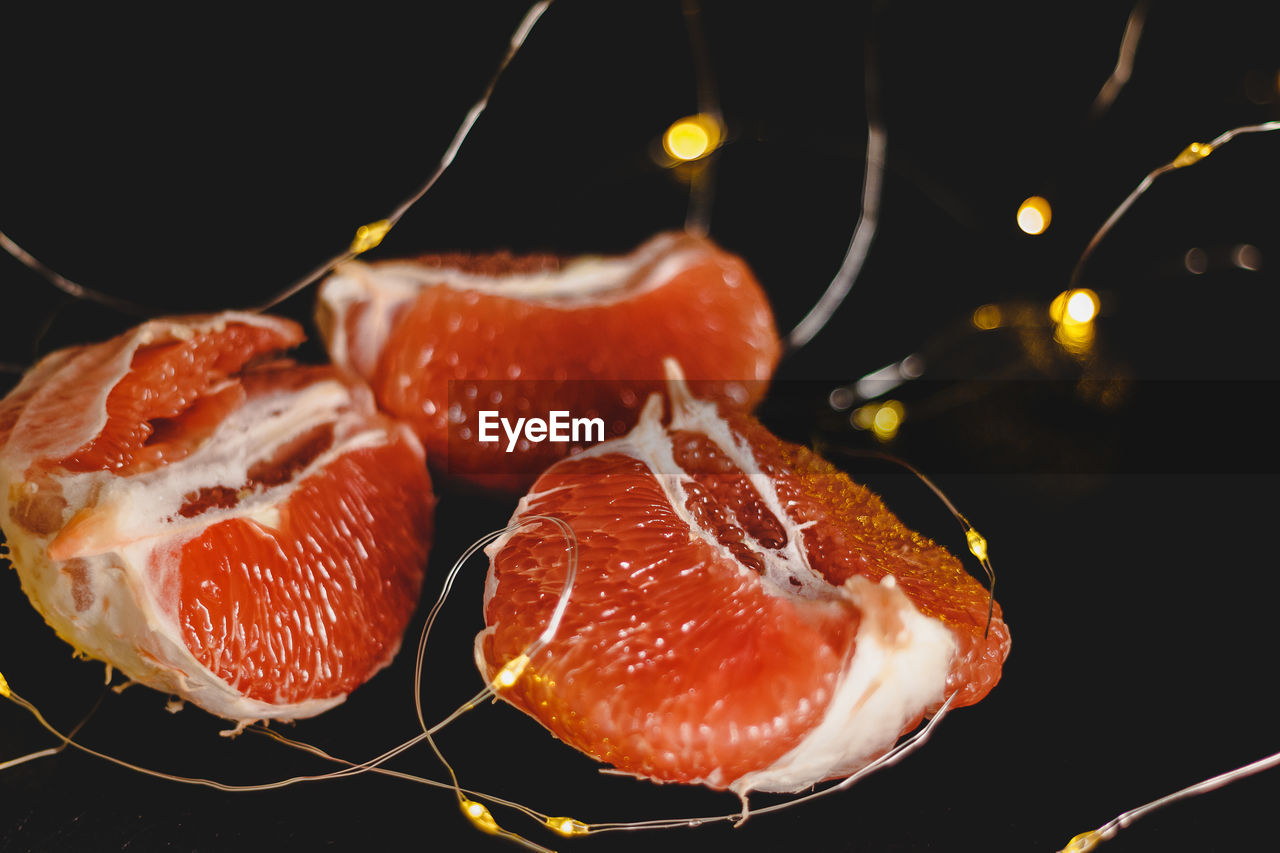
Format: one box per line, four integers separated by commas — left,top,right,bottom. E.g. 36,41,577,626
1050,289,1100,325
1172,141,1213,169
0,670,10,698
1059,829,1103,852
546,816,590,837
662,114,723,162
492,653,530,690
965,528,988,562
1065,290,1098,323
460,798,501,835
871,400,904,442
1017,196,1052,235
350,219,391,255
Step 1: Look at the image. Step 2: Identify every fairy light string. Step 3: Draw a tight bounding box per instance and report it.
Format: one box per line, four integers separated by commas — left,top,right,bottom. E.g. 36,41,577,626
0,229,153,316
0,682,79,772
410,514,583,850
829,119,1279,430
1058,749,1280,852
1,4,923,840
785,32,885,352
819,447,997,637
1069,120,1280,287
255,0,554,312
0,1,554,322
0,513,585,852
0,0,880,358
678,0,724,237
3,8,1274,852
270,679,964,839
1089,1,1148,119
1,484,977,849
820,76,1280,853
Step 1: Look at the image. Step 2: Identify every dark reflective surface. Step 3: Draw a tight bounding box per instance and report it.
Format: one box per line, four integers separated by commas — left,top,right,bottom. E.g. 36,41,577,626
3,3,1279,851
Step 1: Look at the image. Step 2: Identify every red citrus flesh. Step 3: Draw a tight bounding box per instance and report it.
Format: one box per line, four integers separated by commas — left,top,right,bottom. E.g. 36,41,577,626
0,313,434,719
477,384,1010,793
58,320,302,473
177,440,430,704
318,231,780,489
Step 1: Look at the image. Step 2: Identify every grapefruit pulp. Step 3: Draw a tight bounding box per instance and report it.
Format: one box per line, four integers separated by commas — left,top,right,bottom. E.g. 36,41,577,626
317,231,781,489
0,313,435,721
476,375,1010,795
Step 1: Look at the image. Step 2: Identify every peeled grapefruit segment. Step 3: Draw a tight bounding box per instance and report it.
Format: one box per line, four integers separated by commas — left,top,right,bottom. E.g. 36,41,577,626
316,231,780,488
476,378,1010,795
0,313,434,721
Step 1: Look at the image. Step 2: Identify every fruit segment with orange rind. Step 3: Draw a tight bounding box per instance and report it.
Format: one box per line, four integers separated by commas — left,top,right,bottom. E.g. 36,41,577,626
477,375,1009,794
0,313,434,721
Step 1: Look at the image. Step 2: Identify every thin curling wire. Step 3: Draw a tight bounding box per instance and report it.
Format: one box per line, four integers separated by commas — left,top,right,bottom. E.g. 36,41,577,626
0,687,104,771
825,446,997,638
1089,1,1148,119
0,229,153,316
252,725,580,850
413,514,578,730
1059,749,1280,852
527,515,580,650
253,0,554,312
786,35,885,351
1070,119,1280,287
3,673,576,838
586,692,959,834
413,527,509,730
413,514,578,851
252,690,959,838
3,684,431,792
0,1,555,322
681,0,723,238
422,726,557,853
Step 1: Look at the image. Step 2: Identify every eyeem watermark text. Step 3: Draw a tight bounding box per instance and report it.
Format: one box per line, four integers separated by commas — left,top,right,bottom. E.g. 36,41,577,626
478,411,605,452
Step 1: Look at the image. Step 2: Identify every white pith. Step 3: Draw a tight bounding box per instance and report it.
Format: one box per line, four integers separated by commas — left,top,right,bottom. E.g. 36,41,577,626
480,366,956,794
0,314,418,722
729,574,954,795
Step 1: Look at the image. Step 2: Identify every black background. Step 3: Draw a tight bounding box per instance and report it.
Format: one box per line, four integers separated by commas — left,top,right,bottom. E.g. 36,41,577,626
2,2,1280,851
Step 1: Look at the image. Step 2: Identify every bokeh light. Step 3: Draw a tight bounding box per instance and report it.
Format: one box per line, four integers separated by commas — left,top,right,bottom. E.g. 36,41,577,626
1049,288,1099,355
872,402,902,440
662,114,723,162
972,304,1003,330
1017,196,1052,235
1065,290,1098,323
1184,247,1208,274
1233,244,1262,270
1050,289,1099,324
852,400,905,442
